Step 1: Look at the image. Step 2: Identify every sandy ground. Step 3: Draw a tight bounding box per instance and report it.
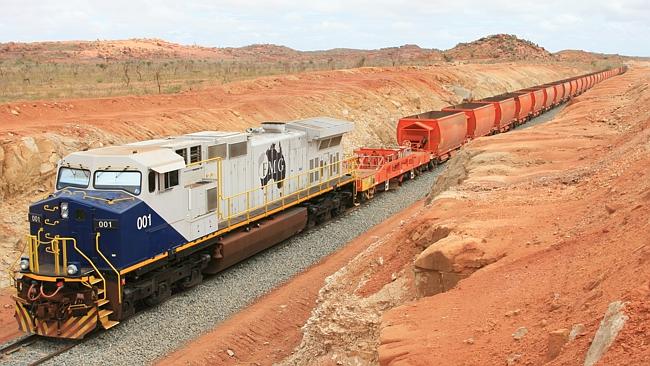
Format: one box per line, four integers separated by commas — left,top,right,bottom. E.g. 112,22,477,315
152,64,649,365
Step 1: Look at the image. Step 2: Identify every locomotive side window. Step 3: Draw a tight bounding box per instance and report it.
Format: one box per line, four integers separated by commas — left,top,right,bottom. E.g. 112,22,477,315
175,149,188,164
208,144,227,159
330,135,342,147
318,138,330,150
148,171,156,193
228,142,247,158
162,170,179,190
56,167,91,190
94,170,142,195
190,146,202,163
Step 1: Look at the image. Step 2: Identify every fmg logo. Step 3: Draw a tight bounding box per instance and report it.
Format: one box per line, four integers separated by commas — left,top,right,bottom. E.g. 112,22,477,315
259,142,286,188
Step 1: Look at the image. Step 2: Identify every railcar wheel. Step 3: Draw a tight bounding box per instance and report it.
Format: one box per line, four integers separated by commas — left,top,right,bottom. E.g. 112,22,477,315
409,170,415,180
384,180,390,192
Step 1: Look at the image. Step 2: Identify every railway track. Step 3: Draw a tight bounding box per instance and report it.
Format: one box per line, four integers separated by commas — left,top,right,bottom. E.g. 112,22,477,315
0,335,80,366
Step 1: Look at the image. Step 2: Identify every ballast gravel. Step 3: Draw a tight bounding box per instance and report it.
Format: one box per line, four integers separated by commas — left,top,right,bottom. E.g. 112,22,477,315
1,107,564,366
34,166,444,366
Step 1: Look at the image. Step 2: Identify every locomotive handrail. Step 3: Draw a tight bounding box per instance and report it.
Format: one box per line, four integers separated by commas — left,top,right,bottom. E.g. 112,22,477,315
69,237,108,301
95,232,122,304
220,156,357,227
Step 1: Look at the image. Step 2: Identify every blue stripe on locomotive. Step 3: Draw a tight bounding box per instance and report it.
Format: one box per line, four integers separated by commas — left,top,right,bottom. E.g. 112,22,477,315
29,189,186,273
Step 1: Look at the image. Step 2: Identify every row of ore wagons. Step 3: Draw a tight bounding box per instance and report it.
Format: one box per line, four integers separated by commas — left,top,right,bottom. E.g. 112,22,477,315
397,67,627,162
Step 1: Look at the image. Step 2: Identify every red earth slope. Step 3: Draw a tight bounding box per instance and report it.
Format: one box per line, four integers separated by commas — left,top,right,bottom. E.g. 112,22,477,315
378,64,650,365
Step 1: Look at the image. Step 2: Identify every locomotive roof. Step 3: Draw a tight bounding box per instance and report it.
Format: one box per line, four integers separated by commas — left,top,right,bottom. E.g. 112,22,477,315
286,117,354,140
64,145,185,173
59,117,354,171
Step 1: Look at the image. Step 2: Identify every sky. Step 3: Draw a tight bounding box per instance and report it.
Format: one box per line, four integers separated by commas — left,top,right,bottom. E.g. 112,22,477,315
0,0,648,56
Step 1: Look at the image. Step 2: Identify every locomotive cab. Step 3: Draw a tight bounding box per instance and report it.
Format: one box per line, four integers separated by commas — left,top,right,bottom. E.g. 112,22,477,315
14,146,189,338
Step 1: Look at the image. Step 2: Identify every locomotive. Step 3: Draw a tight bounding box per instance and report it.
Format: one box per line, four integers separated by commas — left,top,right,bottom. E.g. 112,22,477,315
13,117,359,338
12,67,626,339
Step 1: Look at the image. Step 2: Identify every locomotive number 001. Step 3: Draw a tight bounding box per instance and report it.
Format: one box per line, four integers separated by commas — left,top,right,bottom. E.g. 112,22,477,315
137,214,152,230
93,219,119,230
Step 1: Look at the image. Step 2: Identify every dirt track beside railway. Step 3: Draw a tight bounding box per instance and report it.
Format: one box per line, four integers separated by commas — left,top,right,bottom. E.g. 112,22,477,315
0,62,587,286
156,63,650,365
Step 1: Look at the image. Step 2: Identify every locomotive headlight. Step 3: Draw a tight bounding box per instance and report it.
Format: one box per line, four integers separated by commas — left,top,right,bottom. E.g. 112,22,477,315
19,257,29,271
66,264,79,276
60,202,69,219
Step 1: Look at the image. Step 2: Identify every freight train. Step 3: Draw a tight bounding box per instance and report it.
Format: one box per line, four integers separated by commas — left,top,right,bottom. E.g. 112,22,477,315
12,66,627,339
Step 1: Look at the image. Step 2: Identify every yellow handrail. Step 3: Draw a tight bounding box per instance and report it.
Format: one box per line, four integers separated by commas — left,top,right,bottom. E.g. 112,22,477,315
218,156,357,226
26,231,109,302
95,233,122,304
69,237,108,301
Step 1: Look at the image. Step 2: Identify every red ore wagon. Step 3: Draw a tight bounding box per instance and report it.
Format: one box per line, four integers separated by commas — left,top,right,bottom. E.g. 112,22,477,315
397,110,467,161
518,88,545,116
475,94,517,133
500,92,533,124
442,102,497,138
539,84,558,109
569,79,579,97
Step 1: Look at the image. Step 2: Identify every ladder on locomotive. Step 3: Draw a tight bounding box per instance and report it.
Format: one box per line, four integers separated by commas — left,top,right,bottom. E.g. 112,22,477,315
86,274,119,330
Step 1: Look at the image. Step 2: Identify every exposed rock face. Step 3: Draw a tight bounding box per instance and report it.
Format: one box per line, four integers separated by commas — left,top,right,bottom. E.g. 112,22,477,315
280,235,412,366
584,301,628,366
413,234,503,297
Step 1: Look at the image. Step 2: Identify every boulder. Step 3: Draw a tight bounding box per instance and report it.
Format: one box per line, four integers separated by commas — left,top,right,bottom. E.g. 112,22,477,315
547,328,570,360
584,301,628,366
413,234,502,298
414,234,485,273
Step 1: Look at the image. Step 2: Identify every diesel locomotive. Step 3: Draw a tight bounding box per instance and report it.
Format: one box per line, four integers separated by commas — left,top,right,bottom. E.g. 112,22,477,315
13,117,358,338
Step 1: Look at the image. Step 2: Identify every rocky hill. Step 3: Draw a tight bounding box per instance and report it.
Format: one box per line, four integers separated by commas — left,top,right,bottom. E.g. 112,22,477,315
445,34,553,61
0,38,443,64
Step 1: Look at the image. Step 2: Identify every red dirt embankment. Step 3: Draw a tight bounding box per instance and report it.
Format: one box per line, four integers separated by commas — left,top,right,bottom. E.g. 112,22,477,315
378,65,650,365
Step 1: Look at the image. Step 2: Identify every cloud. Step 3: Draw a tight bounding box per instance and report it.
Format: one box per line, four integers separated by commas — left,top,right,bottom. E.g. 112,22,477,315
0,0,647,56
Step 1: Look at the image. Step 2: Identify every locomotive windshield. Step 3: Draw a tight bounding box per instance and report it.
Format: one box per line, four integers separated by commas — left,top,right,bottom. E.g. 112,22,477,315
94,170,142,195
56,167,91,190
